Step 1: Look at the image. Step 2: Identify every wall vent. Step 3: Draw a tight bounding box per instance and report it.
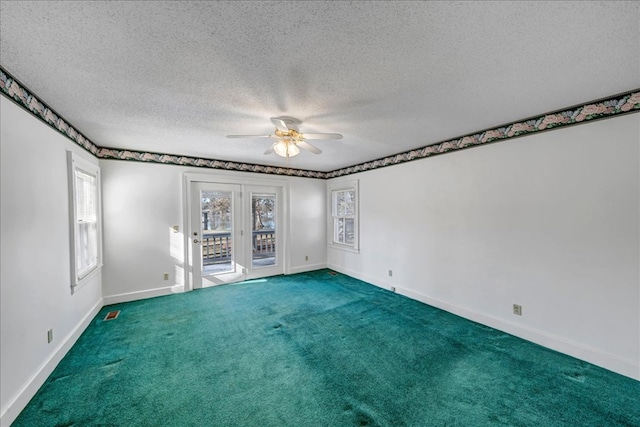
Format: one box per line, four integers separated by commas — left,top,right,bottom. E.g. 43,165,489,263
104,310,120,321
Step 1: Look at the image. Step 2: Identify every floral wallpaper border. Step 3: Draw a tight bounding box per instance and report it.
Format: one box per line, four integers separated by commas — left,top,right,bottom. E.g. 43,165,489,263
1,68,101,157
326,90,640,178
96,147,328,178
2,66,638,180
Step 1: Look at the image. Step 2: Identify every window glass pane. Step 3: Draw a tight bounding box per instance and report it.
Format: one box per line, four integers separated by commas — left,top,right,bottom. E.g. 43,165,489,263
336,217,345,243
77,222,98,277
344,190,355,217
74,168,98,279
344,218,355,245
75,169,96,221
336,191,346,217
334,189,355,218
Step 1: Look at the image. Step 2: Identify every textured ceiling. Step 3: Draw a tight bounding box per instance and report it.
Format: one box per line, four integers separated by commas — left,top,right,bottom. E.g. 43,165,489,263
1,1,639,172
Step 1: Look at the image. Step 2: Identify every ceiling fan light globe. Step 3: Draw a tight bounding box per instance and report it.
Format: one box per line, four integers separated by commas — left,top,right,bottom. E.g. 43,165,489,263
273,140,300,158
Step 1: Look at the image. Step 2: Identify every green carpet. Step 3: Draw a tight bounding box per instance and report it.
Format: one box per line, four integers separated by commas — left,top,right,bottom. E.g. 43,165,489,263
13,270,640,426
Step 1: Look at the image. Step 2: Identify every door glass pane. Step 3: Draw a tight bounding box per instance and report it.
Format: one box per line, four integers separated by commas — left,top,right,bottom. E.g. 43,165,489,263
252,193,276,268
201,191,233,274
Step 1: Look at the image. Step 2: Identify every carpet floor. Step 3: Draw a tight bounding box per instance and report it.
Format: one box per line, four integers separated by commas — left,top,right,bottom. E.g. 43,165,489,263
12,270,640,426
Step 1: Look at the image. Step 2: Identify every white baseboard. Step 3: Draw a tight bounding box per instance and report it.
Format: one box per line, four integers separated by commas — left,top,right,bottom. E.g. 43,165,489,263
0,299,103,427
288,263,327,275
398,287,639,381
327,263,639,381
102,285,178,305
327,263,394,291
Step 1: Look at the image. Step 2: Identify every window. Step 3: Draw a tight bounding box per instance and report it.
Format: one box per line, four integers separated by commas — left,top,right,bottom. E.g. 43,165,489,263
329,180,359,251
68,152,102,290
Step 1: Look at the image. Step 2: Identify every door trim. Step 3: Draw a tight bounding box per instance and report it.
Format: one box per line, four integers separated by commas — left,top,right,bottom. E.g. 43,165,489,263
182,172,291,292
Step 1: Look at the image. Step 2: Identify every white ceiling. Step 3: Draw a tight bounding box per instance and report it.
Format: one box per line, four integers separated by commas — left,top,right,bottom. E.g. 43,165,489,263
1,1,638,172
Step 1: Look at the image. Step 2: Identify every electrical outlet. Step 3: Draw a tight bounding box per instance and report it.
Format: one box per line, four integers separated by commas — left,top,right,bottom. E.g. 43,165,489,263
163,272,170,281
513,304,522,316
305,255,309,261
47,329,53,343
388,270,393,277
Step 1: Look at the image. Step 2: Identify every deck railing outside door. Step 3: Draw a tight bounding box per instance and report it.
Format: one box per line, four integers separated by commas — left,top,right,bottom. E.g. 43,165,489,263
202,230,275,265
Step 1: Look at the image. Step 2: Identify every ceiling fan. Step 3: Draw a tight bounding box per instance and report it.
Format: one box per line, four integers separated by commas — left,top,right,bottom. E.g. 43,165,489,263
227,117,343,158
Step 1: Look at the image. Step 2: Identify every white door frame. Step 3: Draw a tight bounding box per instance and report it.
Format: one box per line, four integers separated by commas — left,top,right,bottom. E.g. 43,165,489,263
182,172,291,292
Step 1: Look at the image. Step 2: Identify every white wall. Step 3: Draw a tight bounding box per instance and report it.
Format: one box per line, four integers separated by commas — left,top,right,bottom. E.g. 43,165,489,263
0,97,103,425
99,160,326,302
328,113,640,380
288,176,327,273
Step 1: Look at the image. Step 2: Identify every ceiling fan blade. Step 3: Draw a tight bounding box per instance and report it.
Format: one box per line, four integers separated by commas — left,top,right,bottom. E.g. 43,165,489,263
264,142,276,155
300,133,343,140
296,140,322,154
226,134,272,138
270,118,290,132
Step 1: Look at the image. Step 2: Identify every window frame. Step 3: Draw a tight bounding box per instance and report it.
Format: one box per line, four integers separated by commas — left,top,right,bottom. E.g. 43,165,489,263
328,179,359,253
67,151,102,292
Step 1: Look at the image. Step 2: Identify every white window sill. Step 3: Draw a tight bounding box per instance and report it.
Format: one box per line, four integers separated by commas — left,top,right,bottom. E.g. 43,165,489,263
329,243,360,254
72,264,102,294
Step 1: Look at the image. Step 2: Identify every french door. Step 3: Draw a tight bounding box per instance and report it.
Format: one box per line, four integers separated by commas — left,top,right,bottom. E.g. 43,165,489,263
190,182,282,288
